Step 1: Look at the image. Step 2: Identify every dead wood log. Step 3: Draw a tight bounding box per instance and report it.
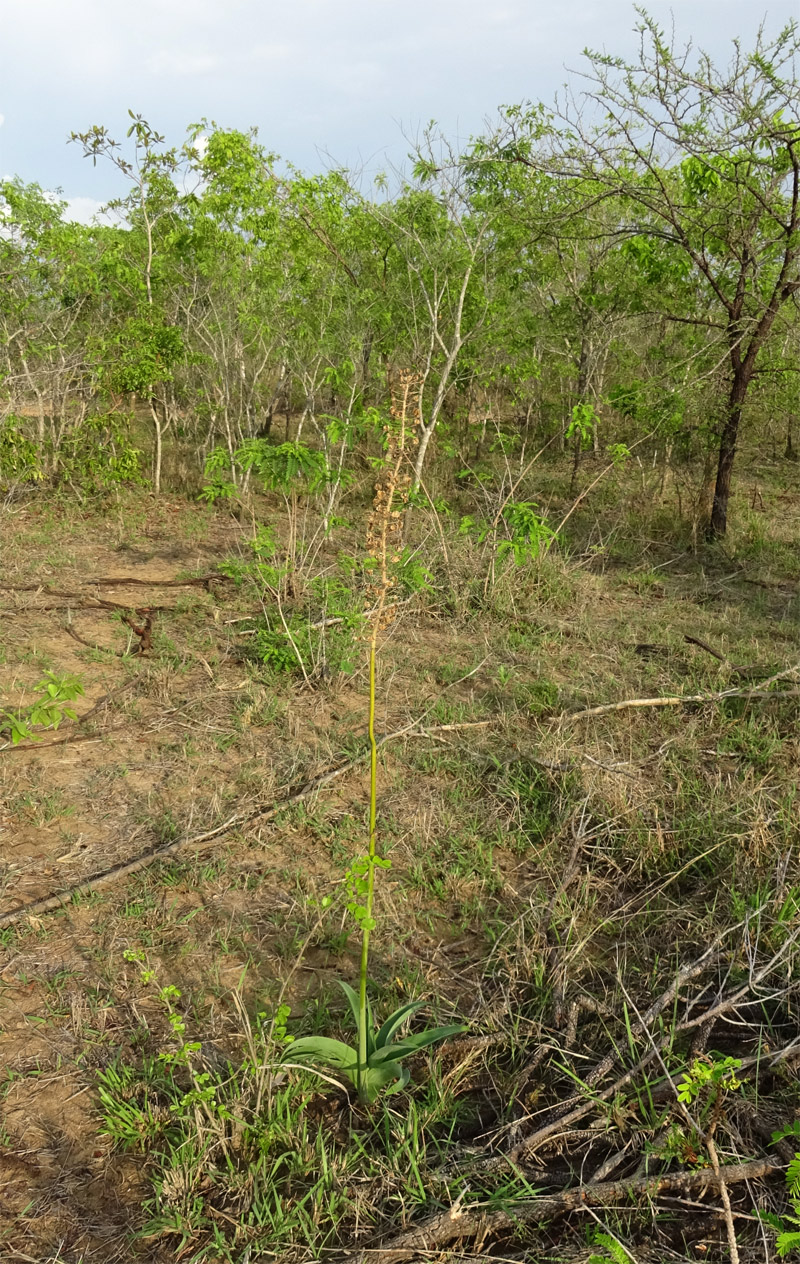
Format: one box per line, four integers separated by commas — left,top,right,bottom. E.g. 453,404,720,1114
0,718,485,925
683,634,771,679
348,1160,778,1262
0,575,228,592
567,662,800,721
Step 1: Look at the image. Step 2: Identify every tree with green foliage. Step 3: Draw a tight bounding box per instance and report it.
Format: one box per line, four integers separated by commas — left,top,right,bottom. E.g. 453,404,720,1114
181,123,287,469
70,113,192,492
533,12,800,535
367,130,501,487
1,15,798,538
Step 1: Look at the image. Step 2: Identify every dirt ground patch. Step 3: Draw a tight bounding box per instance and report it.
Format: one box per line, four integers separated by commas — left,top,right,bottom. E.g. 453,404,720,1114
0,483,798,1262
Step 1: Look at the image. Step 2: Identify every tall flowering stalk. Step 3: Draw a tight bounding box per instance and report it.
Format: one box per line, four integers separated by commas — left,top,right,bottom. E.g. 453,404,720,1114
358,372,420,1096
286,373,463,1103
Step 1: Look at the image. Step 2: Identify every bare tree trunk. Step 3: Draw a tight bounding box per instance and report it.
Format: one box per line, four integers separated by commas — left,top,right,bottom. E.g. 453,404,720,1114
659,441,672,496
258,406,274,440
295,404,310,441
413,424,435,488
569,335,591,493
569,428,582,493
222,409,237,487
150,399,164,495
709,369,749,538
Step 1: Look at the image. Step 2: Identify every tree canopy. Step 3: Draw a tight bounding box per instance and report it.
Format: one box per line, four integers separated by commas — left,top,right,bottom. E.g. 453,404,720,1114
1,15,798,532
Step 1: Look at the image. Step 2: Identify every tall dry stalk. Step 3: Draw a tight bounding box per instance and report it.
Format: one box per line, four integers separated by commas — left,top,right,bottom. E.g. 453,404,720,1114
281,373,448,1104
357,371,420,1096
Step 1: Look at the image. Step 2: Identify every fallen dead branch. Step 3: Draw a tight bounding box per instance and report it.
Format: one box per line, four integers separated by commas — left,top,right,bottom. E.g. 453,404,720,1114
227,595,417,633
0,717,488,925
350,1160,779,1262
72,677,138,724
0,728,117,754
405,721,492,735
683,634,770,679
499,916,800,1168
87,574,227,588
0,598,168,614
504,937,727,1164
64,618,156,657
64,624,121,655
0,574,227,592
707,1135,740,1264
563,1022,798,1151
567,661,800,721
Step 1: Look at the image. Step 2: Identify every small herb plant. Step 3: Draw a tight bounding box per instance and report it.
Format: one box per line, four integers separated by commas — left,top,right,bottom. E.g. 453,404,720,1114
497,500,558,564
460,500,558,571
588,1231,634,1264
761,1123,800,1255
677,1054,742,1115
0,672,84,745
567,401,598,449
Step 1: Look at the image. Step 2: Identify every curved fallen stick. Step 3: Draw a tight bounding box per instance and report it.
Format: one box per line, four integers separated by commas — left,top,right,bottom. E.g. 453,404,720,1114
350,1159,779,1262
567,661,800,721
0,717,489,927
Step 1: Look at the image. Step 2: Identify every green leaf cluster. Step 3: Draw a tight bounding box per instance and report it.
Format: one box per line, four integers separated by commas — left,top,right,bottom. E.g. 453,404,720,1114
1,672,85,745
286,981,464,1103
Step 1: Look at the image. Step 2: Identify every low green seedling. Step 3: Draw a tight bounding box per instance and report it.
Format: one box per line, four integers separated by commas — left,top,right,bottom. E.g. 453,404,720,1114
761,1125,800,1255
588,1231,633,1264
677,1054,742,1103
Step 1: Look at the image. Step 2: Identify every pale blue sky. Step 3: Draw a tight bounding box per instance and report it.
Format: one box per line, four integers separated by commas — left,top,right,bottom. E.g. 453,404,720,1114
1,0,798,220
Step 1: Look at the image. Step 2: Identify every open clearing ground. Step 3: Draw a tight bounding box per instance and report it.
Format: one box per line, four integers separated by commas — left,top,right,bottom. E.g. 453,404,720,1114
0,458,799,1264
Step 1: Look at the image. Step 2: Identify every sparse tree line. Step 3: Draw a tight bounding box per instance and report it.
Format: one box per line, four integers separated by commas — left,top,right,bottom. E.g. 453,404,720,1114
1,14,798,535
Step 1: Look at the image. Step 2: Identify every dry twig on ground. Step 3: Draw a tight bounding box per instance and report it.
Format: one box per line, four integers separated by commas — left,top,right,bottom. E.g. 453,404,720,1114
567,661,800,721
0,716,489,925
348,1160,778,1262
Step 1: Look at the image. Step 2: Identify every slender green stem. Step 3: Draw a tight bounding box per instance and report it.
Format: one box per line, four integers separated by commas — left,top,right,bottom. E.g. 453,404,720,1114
356,378,414,1101
357,634,379,1101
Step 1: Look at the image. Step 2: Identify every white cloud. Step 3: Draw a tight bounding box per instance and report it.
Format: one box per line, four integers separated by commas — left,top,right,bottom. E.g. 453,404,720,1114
146,49,218,76
2,0,798,203
62,195,118,225
0,114,5,128
246,42,293,66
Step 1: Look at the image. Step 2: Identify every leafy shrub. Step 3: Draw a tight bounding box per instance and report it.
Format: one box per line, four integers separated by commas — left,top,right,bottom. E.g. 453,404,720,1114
397,547,434,594
241,574,365,680
460,502,558,566
498,501,558,563
762,1124,800,1255
0,418,43,486
201,439,333,502
58,412,145,490
0,414,143,493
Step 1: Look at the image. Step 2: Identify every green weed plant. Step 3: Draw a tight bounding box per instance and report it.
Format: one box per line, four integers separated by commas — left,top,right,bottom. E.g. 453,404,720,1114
0,671,84,745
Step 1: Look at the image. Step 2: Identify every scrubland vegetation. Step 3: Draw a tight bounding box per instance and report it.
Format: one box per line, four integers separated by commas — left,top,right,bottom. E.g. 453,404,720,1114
1,13,799,1264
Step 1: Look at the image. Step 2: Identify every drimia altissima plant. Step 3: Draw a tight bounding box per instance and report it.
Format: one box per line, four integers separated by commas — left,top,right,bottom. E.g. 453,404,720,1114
287,371,465,1103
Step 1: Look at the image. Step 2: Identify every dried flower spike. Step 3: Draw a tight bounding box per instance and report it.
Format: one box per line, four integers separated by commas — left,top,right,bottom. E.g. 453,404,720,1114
365,370,421,634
